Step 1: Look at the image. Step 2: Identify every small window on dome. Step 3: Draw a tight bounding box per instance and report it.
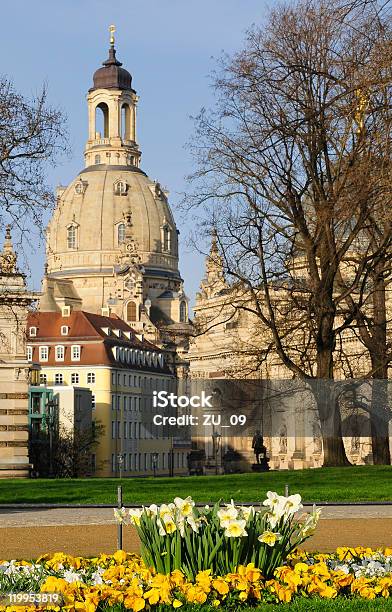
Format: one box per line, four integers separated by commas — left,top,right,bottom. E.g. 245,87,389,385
114,181,128,196
118,223,126,244
67,225,77,249
163,226,171,252
95,154,101,165
74,180,87,195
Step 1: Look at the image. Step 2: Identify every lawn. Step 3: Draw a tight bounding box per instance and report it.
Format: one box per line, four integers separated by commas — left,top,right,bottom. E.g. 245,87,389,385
0,466,391,505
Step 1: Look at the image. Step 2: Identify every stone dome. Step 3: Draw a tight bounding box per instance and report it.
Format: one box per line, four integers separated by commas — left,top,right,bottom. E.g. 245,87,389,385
47,165,180,279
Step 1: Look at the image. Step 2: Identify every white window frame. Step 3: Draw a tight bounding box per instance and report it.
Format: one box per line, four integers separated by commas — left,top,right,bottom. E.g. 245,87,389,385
61,326,69,336
87,372,95,384
55,373,63,385
39,346,49,362
55,345,65,362
91,394,95,410
71,372,79,384
39,373,47,385
71,345,81,362
29,327,37,337
26,346,33,362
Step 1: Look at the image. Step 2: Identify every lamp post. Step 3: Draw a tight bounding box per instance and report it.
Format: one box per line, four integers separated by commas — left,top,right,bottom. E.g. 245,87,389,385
212,431,221,476
117,453,125,479
152,452,158,477
46,398,57,478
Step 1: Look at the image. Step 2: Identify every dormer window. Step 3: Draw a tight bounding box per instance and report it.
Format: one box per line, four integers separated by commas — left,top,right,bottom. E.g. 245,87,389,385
29,327,37,337
161,224,171,253
114,180,128,196
55,345,65,362
74,179,87,195
39,346,49,362
62,306,71,317
61,325,69,336
67,224,78,250
71,345,81,361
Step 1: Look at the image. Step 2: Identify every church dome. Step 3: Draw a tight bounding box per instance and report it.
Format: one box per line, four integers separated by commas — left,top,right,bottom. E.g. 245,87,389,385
47,165,179,279
92,47,133,91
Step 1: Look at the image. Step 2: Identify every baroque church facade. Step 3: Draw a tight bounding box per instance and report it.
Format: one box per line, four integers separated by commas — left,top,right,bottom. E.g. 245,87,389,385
44,35,190,374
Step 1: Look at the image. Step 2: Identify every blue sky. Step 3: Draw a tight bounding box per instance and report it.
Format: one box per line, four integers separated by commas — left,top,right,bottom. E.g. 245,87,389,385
2,0,268,304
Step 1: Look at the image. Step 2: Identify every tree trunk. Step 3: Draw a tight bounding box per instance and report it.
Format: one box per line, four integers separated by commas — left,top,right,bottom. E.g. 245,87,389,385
314,280,351,467
311,379,351,466
370,271,391,465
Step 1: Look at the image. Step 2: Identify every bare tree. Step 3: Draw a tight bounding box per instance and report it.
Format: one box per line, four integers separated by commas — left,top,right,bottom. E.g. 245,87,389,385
0,77,68,235
186,0,392,465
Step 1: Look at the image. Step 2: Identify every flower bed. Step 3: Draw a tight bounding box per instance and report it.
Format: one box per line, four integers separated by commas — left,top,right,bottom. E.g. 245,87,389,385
2,548,392,611
1,493,391,611
114,492,318,579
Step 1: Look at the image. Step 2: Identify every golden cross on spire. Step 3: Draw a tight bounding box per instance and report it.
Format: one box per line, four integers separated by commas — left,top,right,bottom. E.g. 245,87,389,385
109,24,116,46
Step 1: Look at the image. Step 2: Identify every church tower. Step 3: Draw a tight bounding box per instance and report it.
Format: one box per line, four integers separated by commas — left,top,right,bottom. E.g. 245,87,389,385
84,25,141,170
45,27,190,359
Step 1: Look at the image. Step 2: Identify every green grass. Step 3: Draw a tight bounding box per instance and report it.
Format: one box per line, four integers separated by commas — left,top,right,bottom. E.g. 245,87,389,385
103,599,392,611
0,466,391,505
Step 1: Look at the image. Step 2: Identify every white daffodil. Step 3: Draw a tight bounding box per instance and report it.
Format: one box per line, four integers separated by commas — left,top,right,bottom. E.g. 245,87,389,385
159,503,175,518
128,508,143,526
258,530,282,547
174,496,195,517
263,491,286,509
224,519,247,538
113,507,127,524
217,505,238,527
158,512,177,535
283,494,303,516
300,508,321,537
144,504,158,517
240,506,255,521
186,515,201,533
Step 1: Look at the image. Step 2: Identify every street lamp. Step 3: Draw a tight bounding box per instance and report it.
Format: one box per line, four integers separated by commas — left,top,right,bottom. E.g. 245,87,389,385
46,398,57,478
117,453,125,479
212,431,222,476
152,452,159,478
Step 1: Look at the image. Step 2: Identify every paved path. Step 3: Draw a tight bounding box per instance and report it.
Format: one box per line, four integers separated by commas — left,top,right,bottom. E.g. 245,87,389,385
0,506,392,559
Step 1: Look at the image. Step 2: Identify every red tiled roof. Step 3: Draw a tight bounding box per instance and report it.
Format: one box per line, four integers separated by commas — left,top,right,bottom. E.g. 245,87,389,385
26,310,169,372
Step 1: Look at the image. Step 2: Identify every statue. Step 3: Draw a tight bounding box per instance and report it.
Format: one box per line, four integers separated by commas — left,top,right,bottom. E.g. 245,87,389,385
279,423,287,454
0,226,17,274
251,430,270,471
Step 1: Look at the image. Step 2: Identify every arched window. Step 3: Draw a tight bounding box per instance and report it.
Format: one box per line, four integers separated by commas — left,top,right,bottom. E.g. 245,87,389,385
118,223,126,244
121,104,130,140
180,301,187,323
163,226,171,252
113,181,128,195
67,225,77,249
127,301,137,321
95,154,101,165
95,102,109,138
